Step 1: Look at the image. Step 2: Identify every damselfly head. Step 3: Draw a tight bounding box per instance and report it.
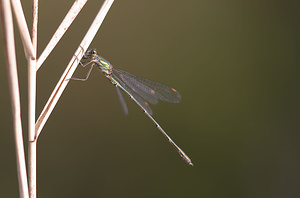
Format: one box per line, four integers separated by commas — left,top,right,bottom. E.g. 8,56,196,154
85,49,98,58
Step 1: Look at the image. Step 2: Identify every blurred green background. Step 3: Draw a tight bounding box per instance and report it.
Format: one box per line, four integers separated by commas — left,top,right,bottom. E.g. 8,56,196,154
1,0,300,197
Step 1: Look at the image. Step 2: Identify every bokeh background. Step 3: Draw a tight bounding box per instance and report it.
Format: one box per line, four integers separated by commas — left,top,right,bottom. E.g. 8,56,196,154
1,0,300,197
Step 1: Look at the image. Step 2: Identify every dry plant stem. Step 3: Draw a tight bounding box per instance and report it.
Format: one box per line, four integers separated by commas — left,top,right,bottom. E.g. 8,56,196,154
28,59,37,198
0,0,29,197
28,0,38,197
35,0,114,138
31,0,38,49
37,0,88,70
11,0,35,58
28,138,36,198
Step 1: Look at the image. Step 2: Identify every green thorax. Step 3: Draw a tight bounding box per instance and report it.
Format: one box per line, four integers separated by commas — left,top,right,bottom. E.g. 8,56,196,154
84,49,113,75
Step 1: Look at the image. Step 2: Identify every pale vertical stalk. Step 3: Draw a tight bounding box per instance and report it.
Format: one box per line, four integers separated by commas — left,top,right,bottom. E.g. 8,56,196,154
35,0,114,138
0,0,29,197
28,0,38,197
28,135,36,198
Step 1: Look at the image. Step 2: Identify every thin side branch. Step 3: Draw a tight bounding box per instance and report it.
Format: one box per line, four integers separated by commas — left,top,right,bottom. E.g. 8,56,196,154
35,0,114,139
0,0,29,197
37,0,88,70
10,0,35,59
31,0,38,50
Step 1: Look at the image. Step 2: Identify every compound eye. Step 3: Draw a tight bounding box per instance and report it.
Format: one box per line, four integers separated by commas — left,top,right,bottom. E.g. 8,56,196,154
92,49,97,55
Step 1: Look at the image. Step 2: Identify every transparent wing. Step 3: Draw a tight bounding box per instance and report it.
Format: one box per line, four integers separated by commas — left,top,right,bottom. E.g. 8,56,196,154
114,69,181,104
115,86,128,115
112,74,153,115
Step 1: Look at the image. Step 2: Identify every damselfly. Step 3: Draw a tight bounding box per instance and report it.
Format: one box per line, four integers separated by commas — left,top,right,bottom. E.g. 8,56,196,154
71,49,193,166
